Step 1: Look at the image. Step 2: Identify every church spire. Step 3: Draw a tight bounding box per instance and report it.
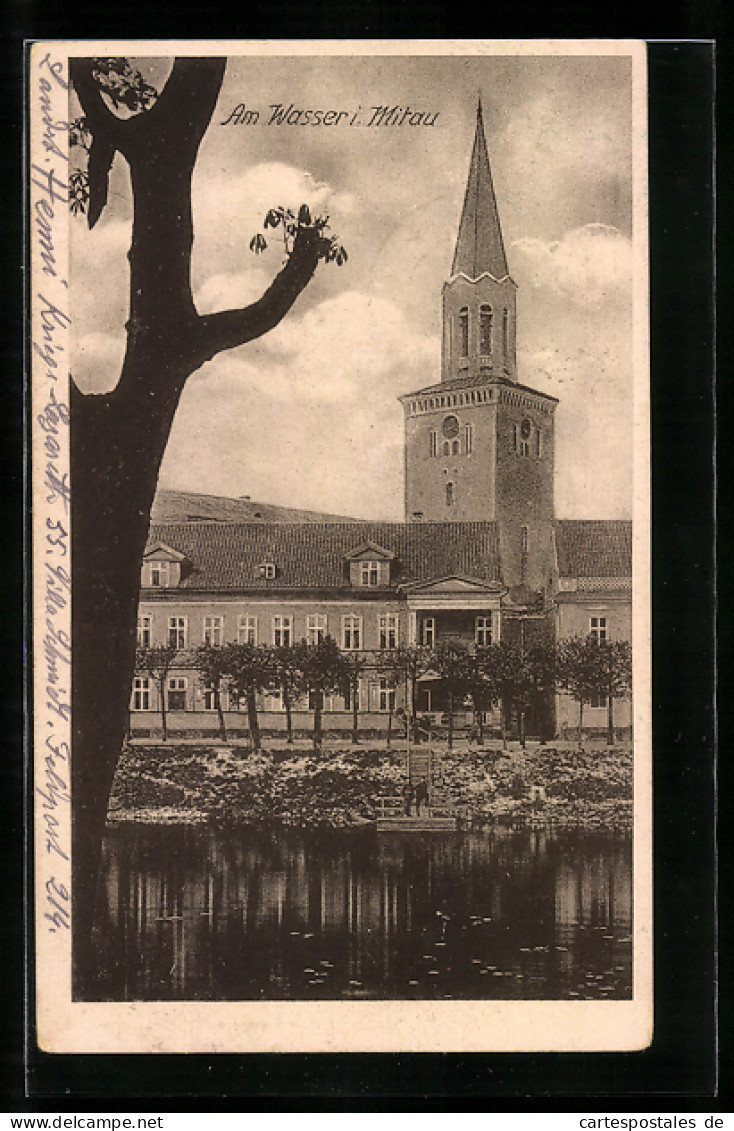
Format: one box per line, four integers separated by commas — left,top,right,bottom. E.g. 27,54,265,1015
451,100,509,280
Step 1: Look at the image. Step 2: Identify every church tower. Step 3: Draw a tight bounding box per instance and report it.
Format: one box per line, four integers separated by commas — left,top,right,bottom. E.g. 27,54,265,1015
400,103,559,596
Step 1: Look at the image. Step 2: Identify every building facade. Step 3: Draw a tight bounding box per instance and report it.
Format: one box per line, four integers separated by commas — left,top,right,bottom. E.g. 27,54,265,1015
131,105,632,741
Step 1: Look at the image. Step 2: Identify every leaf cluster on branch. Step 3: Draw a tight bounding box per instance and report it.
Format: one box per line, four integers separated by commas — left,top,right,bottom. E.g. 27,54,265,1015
250,203,348,268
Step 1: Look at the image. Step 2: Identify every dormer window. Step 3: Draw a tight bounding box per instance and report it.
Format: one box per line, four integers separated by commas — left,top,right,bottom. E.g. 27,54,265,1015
259,561,277,580
346,541,395,588
150,561,169,587
360,561,380,587
141,542,188,588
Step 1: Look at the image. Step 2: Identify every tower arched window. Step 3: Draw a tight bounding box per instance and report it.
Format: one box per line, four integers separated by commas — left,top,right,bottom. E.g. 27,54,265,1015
458,307,469,358
480,305,493,354
446,482,454,506
451,439,459,455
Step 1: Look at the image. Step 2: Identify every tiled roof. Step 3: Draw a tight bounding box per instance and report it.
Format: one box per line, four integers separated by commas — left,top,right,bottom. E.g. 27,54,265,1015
400,373,558,402
145,521,501,591
555,520,632,578
151,488,363,524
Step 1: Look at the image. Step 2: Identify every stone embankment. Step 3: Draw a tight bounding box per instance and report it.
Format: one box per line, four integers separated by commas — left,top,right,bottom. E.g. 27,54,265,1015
108,740,633,831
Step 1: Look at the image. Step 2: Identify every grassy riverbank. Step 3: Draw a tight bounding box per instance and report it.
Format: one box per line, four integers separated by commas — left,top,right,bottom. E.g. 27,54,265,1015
108,740,633,831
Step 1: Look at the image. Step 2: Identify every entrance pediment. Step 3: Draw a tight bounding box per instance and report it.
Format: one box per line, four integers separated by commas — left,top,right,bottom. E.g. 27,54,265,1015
404,574,503,595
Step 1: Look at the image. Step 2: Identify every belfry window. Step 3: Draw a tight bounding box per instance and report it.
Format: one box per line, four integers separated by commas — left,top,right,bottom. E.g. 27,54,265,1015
502,308,509,358
465,423,474,454
480,305,493,354
458,308,469,357
429,430,438,457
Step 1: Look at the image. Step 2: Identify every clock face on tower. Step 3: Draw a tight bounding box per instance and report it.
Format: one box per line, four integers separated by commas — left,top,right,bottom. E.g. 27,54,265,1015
442,414,460,439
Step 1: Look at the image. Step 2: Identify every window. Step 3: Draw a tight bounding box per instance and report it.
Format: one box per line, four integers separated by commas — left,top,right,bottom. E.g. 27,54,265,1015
168,616,187,649
429,430,438,457
265,689,283,711
238,615,257,645
379,679,396,713
379,613,398,649
458,307,469,357
132,677,151,711
259,561,276,579
360,561,380,587
465,423,473,454
480,305,493,354
137,615,152,647
589,692,608,709
502,308,509,358
535,428,543,458
446,482,454,506
475,616,492,646
150,561,170,588
451,439,459,456
307,614,327,645
343,682,360,711
273,616,292,647
342,615,362,650
590,616,607,643
512,423,518,452
167,677,187,711
203,615,223,646
422,617,435,647
443,440,450,456
203,687,217,711
521,526,529,555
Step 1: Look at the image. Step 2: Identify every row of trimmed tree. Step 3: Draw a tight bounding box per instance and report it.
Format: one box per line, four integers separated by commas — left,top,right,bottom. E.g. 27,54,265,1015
134,634,632,749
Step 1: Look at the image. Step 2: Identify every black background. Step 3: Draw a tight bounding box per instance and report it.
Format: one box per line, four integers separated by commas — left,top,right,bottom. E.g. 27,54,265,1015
2,7,722,1109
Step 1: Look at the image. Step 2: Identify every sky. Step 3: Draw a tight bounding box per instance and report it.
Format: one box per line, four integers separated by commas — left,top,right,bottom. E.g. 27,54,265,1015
70,48,641,520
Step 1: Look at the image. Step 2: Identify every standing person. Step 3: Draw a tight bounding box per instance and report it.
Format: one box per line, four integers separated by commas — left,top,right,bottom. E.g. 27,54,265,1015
403,782,414,816
415,779,429,816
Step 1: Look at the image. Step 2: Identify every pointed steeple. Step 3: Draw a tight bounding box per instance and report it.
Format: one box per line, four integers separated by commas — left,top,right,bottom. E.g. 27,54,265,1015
451,101,509,280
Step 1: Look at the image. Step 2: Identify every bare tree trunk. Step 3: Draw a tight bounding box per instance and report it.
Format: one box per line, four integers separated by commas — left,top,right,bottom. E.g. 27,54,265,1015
351,677,360,744
246,687,261,751
447,690,454,749
215,683,227,743
283,685,293,744
157,675,168,742
607,694,615,746
476,701,485,745
313,692,323,750
578,699,584,746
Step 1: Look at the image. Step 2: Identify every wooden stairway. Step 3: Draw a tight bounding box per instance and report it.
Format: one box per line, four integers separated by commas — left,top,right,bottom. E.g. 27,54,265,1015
408,747,432,786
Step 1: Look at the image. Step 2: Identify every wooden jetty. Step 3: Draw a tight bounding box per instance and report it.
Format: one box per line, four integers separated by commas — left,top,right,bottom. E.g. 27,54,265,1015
376,813,457,832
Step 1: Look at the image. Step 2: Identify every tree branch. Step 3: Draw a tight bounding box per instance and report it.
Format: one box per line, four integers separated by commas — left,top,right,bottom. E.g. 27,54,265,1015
68,58,127,146
140,57,226,151
193,225,322,365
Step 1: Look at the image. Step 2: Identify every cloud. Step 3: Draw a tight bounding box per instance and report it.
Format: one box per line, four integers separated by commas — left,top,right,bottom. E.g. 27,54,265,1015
191,161,357,289
72,332,127,394
193,269,274,315
511,224,632,309
158,290,435,518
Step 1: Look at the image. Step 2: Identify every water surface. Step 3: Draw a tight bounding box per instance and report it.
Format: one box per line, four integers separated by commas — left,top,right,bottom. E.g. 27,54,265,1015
90,823,632,1001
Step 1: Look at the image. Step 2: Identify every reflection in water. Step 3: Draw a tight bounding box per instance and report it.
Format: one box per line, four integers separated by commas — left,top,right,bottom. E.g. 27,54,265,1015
90,824,632,1001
